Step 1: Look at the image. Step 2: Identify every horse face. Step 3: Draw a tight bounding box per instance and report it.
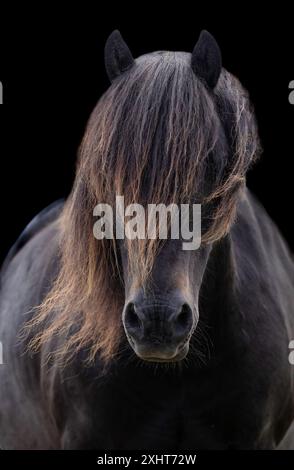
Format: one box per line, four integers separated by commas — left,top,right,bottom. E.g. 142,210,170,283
120,239,211,362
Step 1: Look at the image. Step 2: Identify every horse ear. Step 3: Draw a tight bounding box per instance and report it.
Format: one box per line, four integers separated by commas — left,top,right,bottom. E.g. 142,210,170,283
191,30,222,89
104,30,135,82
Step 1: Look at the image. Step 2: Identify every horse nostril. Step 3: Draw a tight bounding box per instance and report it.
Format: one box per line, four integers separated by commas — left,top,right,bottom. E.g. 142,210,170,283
174,303,193,331
124,303,141,330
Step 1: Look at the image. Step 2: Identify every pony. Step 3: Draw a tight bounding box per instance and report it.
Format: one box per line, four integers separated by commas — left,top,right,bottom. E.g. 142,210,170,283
0,30,293,449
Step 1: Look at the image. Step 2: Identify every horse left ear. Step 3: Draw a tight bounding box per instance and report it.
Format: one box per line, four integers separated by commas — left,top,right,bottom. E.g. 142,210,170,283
191,30,222,90
104,30,135,82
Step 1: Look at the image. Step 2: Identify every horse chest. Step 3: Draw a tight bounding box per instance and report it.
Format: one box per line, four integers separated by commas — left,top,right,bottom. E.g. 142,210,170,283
62,370,226,449
60,355,280,450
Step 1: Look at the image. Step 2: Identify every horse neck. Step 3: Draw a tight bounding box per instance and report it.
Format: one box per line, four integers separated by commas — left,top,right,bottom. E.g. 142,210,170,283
199,234,237,340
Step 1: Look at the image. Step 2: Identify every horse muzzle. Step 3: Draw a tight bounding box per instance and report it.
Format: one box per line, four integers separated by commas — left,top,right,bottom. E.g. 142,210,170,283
122,294,195,362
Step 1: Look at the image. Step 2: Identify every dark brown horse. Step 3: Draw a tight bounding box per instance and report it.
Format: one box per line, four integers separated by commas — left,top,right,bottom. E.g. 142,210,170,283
0,30,293,449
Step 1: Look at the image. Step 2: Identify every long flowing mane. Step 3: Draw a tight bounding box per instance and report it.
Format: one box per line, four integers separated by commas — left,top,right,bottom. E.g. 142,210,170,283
28,51,260,364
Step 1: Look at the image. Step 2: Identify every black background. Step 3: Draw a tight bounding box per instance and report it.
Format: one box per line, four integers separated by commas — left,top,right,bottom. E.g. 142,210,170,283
0,5,293,263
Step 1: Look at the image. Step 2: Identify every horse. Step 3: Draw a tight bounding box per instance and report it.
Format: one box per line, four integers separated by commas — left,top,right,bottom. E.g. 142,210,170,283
0,30,293,450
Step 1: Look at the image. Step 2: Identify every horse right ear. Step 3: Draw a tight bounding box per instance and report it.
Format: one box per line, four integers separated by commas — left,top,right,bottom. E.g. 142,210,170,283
191,30,222,90
104,30,135,82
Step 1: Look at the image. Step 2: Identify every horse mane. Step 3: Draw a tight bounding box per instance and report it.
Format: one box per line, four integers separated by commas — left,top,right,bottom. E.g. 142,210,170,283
28,51,261,364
